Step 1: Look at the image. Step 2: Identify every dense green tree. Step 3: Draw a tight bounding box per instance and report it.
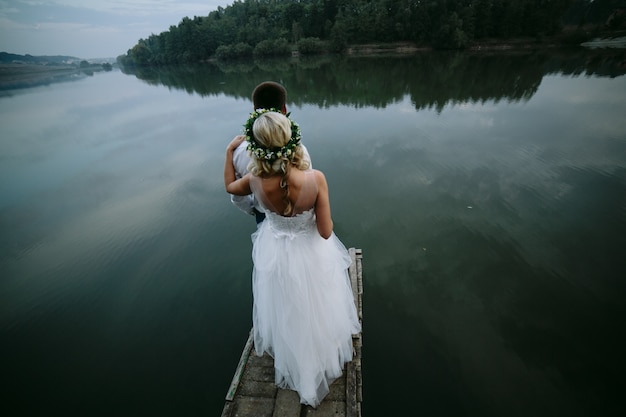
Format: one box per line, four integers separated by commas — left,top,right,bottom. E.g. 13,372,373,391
215,42,253,60
298,37,326,54
118,0,611,66
253,38,291,57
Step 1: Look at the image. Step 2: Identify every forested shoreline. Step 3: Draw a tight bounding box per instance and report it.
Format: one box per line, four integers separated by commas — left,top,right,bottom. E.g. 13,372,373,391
118,0,626,66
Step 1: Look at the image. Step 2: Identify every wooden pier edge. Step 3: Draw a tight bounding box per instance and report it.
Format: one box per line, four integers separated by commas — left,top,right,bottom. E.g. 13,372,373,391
225,328,254,401
221,248,363,417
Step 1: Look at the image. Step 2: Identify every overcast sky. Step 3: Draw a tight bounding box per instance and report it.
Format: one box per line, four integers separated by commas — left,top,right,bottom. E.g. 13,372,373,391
0,0,228,58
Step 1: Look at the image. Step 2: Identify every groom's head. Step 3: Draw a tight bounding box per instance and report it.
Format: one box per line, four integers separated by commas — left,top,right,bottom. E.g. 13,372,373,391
252,81,287,114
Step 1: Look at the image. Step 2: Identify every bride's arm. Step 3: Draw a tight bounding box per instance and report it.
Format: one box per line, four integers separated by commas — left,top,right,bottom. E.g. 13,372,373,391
224,136,252,196
314,170,333,239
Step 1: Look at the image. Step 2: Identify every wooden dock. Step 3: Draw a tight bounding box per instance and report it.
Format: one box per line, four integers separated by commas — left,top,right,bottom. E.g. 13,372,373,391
221,248,363,417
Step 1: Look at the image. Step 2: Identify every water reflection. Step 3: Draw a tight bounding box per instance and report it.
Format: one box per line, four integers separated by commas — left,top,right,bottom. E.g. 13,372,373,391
1,51,625,417
0,68,105,95
122,49,626,112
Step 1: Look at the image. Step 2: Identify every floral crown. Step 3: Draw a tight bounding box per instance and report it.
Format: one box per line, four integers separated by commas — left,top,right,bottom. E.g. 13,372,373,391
244,108,302,162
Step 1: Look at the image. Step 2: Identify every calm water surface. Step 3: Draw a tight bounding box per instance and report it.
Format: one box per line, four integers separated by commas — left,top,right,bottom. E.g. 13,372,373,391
1,51,625,416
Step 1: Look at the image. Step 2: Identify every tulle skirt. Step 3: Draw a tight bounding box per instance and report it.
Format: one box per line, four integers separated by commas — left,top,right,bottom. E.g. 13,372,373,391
251,212,361,407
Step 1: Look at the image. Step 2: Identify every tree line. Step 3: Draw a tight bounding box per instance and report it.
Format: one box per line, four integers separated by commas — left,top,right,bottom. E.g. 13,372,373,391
118,0,624,66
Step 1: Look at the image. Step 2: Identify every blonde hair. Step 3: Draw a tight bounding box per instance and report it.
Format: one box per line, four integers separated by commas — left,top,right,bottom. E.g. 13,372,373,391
248,112,309,177
247,112,310,215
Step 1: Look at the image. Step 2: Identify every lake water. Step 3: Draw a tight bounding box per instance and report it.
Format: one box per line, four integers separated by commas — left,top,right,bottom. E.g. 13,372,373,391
1,50,625,416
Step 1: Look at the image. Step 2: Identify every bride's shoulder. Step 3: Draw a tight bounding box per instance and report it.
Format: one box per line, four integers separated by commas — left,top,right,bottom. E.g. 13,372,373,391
310,169,327,184
301,168,324,177
299,168,325,182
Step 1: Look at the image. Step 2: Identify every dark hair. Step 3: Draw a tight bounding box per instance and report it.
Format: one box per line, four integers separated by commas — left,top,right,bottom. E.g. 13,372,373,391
252,81,287,110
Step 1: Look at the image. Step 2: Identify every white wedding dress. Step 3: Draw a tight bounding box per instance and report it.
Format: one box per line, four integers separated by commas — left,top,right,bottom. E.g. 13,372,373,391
249,171,361,407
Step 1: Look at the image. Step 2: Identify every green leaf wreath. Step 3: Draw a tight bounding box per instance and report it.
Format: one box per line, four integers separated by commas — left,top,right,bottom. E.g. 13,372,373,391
243,108,302,162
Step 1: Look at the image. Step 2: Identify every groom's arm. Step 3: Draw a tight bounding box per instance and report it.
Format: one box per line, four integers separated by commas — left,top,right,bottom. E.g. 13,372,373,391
230,140,255,214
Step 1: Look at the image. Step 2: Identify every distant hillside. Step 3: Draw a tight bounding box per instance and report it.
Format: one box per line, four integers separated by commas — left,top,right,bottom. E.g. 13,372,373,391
0,52,80,64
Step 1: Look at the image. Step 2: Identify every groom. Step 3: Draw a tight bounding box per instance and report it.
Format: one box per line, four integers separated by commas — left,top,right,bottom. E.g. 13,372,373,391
230,81,311,223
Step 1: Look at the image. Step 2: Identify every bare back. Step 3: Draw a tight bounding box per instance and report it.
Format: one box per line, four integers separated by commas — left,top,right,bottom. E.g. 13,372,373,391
249,169,318,216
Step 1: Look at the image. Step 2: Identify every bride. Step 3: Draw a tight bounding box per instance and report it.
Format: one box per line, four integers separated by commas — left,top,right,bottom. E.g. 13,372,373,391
224,109,361,407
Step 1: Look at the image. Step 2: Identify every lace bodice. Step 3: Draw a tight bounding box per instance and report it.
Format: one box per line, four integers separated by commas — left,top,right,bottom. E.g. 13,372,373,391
263,208,316,239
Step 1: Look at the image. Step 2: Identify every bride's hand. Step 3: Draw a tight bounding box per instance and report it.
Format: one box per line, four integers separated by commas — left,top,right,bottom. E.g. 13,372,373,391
227,135,246,152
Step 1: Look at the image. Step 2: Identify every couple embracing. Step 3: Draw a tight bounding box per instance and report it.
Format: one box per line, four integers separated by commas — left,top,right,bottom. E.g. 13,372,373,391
223,81,361,407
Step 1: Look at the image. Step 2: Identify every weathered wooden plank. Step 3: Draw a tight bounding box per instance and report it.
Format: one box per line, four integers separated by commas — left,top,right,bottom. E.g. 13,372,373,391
225,328,254,401
356,250,363,320
304,400,346,416
348,248,358,307
220,400,234,417
355,357,363,403
248,349,275,367
242,362,275,382
345,359,358,417
272,389,301,417
232,396,276,417
237,379,278,398
325,374,346,402
352,336,363,404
